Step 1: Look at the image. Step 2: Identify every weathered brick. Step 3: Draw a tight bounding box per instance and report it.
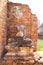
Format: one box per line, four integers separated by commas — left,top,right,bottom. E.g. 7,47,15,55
0,0,8,59
7,2,38,51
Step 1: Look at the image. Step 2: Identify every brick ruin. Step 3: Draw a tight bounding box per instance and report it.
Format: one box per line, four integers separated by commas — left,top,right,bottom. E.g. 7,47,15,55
7,2,38,50
0,0,38,65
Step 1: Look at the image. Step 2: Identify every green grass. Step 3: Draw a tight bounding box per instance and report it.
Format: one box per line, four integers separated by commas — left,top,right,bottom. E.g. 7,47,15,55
37,39,43,51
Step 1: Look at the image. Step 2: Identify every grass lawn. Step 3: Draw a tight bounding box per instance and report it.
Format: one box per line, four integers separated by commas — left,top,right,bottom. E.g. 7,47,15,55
37,39,43,51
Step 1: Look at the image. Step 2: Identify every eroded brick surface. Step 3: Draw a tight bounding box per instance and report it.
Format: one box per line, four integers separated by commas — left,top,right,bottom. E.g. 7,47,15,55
0,0,8,58
7,2,38,51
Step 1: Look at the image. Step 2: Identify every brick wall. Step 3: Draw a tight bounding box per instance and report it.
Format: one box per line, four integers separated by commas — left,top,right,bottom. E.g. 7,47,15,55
0,1,39,64
0,0,8,59
7,2,31,38
31,14,38,50
7,2,38,51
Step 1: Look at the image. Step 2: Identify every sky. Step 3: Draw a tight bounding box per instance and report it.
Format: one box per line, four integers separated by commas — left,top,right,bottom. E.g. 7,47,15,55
9,0,43,25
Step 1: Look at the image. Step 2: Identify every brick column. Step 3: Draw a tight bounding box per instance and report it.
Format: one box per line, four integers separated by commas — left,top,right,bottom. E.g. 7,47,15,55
0,0,8,59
